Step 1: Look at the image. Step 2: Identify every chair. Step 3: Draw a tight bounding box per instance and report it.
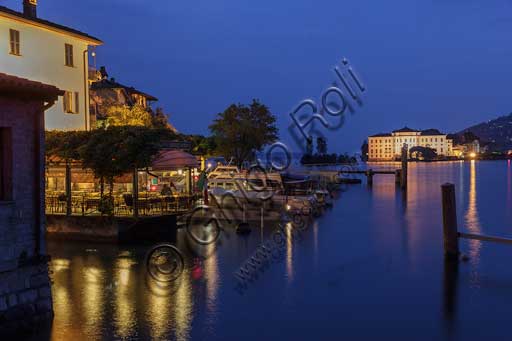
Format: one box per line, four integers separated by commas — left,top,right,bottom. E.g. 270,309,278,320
123,194,133,213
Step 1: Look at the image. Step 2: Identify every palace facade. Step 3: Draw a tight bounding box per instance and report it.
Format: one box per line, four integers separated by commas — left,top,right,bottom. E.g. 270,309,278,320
368,127,453,161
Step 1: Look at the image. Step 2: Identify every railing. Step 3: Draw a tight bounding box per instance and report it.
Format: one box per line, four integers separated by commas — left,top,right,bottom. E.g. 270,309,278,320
45,192,197,217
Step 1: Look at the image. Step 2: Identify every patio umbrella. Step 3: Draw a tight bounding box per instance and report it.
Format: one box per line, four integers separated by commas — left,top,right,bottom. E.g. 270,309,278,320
151,150,199,171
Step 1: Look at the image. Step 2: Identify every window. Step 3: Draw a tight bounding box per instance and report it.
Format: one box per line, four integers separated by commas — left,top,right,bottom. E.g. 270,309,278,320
0,128,13,201
65,43,74,66
9,29,20,56
63,91,80,114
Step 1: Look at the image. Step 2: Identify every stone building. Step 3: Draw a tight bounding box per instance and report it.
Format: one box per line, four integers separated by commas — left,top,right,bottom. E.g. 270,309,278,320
0,72,63,335
368,127,453,161
88,67,177,132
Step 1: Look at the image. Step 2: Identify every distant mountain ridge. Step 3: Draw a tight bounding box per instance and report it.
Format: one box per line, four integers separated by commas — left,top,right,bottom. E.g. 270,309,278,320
458,112,512,151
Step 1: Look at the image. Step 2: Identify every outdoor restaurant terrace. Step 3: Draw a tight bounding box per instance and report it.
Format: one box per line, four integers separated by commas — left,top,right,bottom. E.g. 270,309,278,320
45,150,201,217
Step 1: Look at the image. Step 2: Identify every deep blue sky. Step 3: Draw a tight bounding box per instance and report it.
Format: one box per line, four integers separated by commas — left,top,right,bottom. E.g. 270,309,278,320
4,0,512,153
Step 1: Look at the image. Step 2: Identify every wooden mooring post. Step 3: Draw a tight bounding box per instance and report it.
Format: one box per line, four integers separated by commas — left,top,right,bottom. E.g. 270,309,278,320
441,183,512,260
395,169,401,185
441,183,459,259
366,169,374,186
400,144,408,189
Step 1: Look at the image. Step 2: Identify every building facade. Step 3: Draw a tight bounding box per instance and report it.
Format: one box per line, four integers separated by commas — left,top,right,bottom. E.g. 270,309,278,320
368,127,453,161
0,0,102,131
0,72,62,334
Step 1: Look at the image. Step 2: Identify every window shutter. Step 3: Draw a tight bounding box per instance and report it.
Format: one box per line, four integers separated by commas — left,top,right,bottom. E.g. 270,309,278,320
15,30,20,55
74,92,80,114
63,92,69,112
9,30,14,54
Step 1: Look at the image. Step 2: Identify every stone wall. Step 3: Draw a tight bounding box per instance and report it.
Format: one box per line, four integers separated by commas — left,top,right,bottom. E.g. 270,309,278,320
0,258,52,336
46,214,178,243
0,98,43,263
0,96,51,335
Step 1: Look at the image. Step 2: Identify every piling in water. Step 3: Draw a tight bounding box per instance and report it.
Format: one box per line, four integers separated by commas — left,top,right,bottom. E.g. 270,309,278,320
441,183,459,259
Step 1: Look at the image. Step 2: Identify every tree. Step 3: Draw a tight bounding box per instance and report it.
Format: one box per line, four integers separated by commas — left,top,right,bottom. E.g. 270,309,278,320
79,126,174,199
46,127,177,215
209,99,278,166
46,130,89,162
361,140,368,161
305,136,313,156
188,135,217,156
317,136,327,155
152,107,171,130
105,104,153,127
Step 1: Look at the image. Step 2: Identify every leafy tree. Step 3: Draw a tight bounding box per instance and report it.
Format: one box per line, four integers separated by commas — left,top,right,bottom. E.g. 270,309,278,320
305,136,313,156
361,140,368,161
79,126,175,198
209,99,278,166
317,136,327,155
46,130,89,162
105,104,153,127
188,135,217,156
152,107,171,129
46,127,177,214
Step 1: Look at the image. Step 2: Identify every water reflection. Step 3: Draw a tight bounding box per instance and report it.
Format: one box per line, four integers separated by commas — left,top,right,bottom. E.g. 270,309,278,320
113,254,137,339
43,162,512,341
464,161,481,266
50,259,73,340
82,253,107,340
203,244,220,331
286,224,294,282
173,269,193,341
146,277,172,340
507,160,511,221
442,258,459,337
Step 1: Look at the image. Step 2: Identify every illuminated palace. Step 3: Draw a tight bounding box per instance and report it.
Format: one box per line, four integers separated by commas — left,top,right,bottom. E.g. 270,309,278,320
368,127,453,161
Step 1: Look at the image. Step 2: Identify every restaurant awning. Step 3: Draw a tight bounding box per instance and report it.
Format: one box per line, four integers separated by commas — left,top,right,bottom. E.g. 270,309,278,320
151,150,199,171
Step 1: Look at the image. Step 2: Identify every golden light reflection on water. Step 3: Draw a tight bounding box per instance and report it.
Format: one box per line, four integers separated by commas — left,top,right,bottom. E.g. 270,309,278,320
144,267,193,341
173,269,193,341
286,223,294,282
50,258,72,339
507,160,511,220
464,160,481,263
204,244,219,317
114,255,137,339
82,261,106,339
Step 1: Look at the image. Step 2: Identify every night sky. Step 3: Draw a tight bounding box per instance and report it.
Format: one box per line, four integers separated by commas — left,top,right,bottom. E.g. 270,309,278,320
4,0,512,153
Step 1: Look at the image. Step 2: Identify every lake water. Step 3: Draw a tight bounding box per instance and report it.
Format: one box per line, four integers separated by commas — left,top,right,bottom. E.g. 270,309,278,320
38,160,512,340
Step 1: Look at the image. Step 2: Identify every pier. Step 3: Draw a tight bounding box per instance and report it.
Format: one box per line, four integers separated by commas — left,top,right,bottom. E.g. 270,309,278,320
306,145,409,188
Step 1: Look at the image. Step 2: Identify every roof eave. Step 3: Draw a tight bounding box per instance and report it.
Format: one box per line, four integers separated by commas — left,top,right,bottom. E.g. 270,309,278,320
0,11,103,45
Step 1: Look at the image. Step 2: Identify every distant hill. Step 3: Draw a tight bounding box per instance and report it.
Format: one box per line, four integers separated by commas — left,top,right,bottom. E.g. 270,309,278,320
458,113,512,151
